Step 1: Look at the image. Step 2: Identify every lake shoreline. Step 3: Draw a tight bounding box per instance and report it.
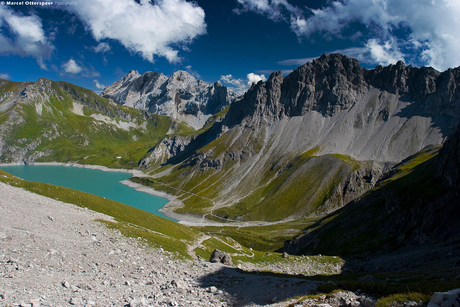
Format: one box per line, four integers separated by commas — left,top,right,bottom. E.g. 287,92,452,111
0,161,211,224
0,161,146,176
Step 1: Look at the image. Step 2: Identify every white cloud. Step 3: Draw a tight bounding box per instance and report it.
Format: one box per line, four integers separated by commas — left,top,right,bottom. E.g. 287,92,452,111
365,38,404,66
221,73,268,94
295,0,460,70
0,5,54,70
67,0,206,63
92,42,111,53
234,0,301,21
221,74,245,87
0,73,11,79
247,73,266,85
93,79,106,89
237,0,460,71
61,59,100,77
62,59,83,74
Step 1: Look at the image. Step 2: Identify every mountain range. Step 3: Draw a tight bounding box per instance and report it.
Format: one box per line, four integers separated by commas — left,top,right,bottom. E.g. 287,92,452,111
1,53,459,265
130,54,460,224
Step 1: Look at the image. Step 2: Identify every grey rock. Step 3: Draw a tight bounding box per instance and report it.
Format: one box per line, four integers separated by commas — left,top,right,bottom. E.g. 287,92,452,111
69,297,81,305
209,249,233,266
428,288,460,307
129,297,147,307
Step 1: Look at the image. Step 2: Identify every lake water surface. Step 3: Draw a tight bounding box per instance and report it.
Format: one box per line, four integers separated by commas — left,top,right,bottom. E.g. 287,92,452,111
0,165,173,220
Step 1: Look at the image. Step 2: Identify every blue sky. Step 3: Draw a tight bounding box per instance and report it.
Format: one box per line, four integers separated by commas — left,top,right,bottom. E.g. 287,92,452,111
0,0,459,94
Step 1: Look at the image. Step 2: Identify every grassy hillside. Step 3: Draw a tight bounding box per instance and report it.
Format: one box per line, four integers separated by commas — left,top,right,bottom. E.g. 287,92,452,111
132,133,372,222
0,79,174,168
284,145,456,257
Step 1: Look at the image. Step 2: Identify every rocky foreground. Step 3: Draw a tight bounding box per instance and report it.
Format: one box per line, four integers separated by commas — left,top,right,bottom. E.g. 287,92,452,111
0,181,322,307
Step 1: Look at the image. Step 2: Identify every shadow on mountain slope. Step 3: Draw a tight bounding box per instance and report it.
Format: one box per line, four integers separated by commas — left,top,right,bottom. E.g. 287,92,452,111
283,127,460,275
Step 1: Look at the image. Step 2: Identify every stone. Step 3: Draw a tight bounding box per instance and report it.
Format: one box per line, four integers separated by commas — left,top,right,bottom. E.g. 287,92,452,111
62,280,70,288
69,297,81,305
428,289,460,307
209,249,233,266
129,297,146,307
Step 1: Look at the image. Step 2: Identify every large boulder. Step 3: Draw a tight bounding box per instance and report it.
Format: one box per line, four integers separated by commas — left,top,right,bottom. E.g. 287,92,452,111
209,249,233,266
428,289,460,307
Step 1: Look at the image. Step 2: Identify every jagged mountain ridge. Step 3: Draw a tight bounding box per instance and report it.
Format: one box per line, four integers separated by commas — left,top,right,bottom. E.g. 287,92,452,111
139,54,460,222
0,78,176,167
223,54,460,161
101,70,236,130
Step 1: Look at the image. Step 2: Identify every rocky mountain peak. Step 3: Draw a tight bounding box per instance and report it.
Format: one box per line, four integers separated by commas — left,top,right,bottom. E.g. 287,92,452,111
225,53,460,128
101,69,236,130
127,70,140,77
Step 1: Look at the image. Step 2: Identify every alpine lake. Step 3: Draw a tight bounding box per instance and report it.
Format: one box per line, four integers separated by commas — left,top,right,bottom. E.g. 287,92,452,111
0,164,172,220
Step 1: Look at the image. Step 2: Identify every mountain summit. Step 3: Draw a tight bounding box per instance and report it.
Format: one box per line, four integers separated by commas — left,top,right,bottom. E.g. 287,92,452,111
101,70,236,130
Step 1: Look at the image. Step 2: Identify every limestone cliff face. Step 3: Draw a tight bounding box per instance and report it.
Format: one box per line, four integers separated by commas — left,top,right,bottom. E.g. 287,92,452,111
102,70,236,130
227,54,460,125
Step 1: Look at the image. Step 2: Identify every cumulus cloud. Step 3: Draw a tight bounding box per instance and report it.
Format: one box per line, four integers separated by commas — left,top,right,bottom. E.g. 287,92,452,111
62,59,83,74
221,74,245,89
61,59,100,77
93,79,106,89
299,0,460,70
236,0,460,71
247,73,266,85
0,5,54,70
67,0,206,63
220,73,267,94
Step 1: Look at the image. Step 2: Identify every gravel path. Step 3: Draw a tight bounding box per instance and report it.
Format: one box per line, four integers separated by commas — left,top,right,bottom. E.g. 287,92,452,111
0,182,317,307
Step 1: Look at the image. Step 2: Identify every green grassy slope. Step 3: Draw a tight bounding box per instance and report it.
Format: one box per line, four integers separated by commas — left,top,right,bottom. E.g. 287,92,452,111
132,127,371,223
0,79,174,168
285,145,454,256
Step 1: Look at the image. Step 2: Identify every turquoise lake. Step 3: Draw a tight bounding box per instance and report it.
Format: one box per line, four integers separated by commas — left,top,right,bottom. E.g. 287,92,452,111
0,165,173,221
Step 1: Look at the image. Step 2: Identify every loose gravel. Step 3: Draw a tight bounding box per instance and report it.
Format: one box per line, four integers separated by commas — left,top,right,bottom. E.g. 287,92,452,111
0,182,318,307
